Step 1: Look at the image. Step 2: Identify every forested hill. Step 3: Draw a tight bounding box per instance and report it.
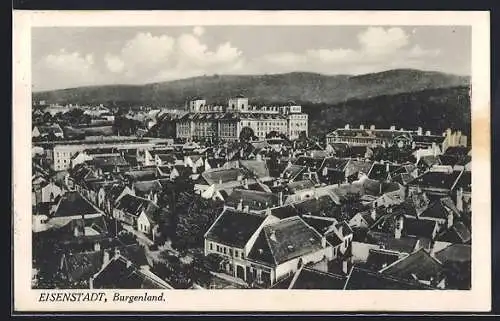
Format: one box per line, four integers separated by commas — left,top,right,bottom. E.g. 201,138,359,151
306,86,471,138
33,69,469,107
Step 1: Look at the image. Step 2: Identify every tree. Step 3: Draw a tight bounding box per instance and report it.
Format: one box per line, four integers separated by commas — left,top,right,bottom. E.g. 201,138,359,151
239,126,255,142
298,131,308,141
42,112,53,124
266,131,279,139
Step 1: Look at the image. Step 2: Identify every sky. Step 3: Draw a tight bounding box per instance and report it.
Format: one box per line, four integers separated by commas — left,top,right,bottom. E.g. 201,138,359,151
32,25,471,92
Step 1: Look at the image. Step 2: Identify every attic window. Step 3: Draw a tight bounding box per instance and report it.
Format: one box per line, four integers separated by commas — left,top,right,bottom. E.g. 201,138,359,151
309,237,315,243
258,248,264,254
287,245,294,251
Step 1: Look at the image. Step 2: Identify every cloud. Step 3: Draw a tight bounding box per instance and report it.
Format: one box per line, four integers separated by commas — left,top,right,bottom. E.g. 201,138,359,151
193,26,205,37
357,27,409,55
105,54,125,73
34,49,103,90
255,27,440,75
104,29,243,82
43,49,95,74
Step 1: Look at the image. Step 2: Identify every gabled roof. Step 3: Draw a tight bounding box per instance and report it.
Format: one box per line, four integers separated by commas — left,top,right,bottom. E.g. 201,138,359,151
344,266,433,290
454,171,471,193
436,221,471,244
133,180,163,195
289,267,347,289
408,170,463,191
286,179,316,193
404,217,437,240
239,160,270,179
225,189,279,211
367,163,399,181
380,248,444,282
247,216,324,266
366,231,419,254
301,215,338,236
282,165,307,181
54,192,100,217
294,156,326,170
124,170,157,182
205,209,266,248
293,195,339,218
420,197,461,220
269,205,300,219
365,249,402,272
115,194,159,222
434,244,471,264
92,155,129,168
201,168,247,185
92,256,172,289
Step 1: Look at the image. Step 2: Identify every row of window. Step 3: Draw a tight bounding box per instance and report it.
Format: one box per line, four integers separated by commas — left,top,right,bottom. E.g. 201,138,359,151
209,242,244,259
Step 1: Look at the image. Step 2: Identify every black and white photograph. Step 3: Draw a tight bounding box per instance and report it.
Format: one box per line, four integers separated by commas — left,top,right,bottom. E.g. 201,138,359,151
13,11,490,312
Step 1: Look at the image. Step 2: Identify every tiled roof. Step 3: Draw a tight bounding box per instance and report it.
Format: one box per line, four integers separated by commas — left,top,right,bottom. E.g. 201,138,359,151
380,249,444,282
115,194,159,222
282,165,306,180
286,179,316,193
225,189,279,211
436,221,471,244
54,192,100,217
248,216,324,266
420,197,461,220
365,249,402,272
239,160,270,179
344,266,433,290
202,168,247,185
269,205,300,219
205,209,266,248
289,267,347,289
434,244,471,264
124,170,157,182
92,256,172,289
366,231,419,254
404,217,437,239
133,180,163,194
408,170,462,190
293,196,339,218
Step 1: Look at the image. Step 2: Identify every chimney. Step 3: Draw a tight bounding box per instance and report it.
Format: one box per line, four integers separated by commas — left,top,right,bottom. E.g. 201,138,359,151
386,163,390,173
425,130,431,136
370,125,375,130
390,125,396,131
394,215,404,239
342,259,349,275
73,226,80,237
456,187,464,212
345,124,350,130
237,199,243,211
417,127,423,136
278,191,284,206
360,124,365,130
218,178,222,185
243,178,249,188
237,174,243,181
243,205,250,213
371,207,377,221
126,260,132,268
114,248,121,258
270,230,277,242
103,250,110,267
447,208,454,229
94,242,101,252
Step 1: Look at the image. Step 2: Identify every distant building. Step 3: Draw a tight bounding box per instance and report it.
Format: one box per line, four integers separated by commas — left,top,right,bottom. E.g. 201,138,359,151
176,96,308,141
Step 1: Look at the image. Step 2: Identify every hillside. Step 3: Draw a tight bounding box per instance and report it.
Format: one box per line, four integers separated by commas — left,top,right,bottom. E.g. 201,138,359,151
306,86,471,138
33,69,469,107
